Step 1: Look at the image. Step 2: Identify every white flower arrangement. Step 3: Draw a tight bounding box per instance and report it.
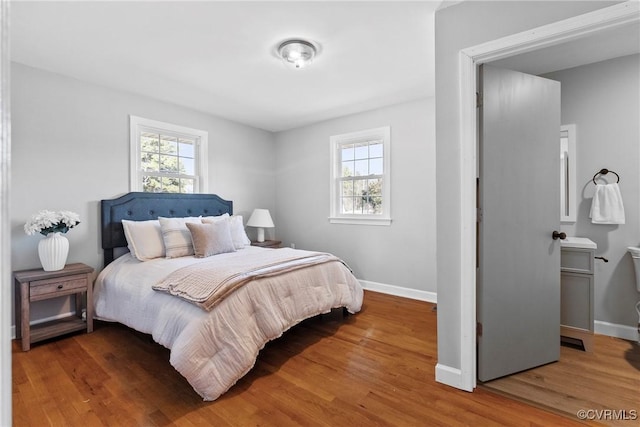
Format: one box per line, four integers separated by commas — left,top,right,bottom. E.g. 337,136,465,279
24,210,81,236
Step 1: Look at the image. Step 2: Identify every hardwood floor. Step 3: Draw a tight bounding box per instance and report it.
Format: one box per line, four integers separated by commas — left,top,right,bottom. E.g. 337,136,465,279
481,334,640,427
13,291,589,426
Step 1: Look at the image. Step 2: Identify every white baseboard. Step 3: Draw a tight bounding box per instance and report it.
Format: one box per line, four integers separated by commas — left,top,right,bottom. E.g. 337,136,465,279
595,320,639,341
10,325,15,340
359,279,437,303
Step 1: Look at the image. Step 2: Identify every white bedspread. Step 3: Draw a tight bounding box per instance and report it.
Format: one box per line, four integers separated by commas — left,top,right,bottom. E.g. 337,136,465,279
93,246,363,401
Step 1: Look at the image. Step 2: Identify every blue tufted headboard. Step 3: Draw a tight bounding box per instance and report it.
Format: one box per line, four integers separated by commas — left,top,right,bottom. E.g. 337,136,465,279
101,192,233,265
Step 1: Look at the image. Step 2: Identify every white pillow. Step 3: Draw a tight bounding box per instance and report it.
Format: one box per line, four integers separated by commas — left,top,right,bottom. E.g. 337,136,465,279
202,214,250,249
186,221,236,257
122,219,165,261
201,213,229,223
229,215,251,248
158,216,202,258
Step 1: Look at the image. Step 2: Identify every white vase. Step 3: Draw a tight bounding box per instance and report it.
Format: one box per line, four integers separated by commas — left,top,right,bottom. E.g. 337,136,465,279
38,232,69,271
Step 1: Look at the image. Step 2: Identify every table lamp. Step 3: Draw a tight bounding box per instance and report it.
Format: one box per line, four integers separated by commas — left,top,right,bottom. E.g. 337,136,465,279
247,209,274,243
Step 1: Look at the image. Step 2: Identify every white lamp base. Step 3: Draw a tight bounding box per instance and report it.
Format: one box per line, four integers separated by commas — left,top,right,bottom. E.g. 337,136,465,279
256,227,265,242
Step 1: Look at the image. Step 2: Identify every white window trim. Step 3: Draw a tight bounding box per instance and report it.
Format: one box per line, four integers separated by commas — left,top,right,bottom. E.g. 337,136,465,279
329,126,391,226
129,115,208,193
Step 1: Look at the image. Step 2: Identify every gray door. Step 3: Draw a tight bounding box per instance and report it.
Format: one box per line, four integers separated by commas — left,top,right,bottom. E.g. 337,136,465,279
477,64,561,382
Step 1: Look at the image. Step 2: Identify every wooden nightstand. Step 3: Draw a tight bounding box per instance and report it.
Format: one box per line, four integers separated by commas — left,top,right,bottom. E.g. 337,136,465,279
14,263,94,351
251,240,282,249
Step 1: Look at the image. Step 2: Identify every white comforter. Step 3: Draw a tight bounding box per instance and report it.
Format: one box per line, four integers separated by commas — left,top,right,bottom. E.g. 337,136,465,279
93,246,363,401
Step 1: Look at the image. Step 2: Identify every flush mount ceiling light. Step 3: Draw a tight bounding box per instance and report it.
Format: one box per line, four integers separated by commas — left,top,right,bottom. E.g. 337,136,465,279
277,39,318,69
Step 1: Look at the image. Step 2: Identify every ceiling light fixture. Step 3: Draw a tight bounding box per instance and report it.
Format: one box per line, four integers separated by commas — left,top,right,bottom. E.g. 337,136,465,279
277,39,317,69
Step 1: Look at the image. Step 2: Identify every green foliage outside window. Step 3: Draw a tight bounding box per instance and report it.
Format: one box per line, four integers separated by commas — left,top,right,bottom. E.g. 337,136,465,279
140,132,195,193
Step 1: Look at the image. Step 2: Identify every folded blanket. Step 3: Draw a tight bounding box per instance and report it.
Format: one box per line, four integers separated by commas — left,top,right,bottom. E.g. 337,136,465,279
153,248,342,311
590,183,625,224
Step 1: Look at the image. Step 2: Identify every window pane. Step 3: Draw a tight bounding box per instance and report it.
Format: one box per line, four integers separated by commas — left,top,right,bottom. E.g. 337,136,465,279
341,180,353,197
354,143,368,160
161,176,180,193
141,153,159,172
369,142,383,158
362,195,373,214
367,178,382,196
370,196,382,214
354,159,368,176
354,193,364,213
180,157,195,175
341,144,354,161
354,179,366,197
341,197,354,214
141,133,159,153
370,158,383,175
142,176,161,193
180,178,195,194
179,139,195,158
342,161,354,177
159,154,179,173
160,136,178,154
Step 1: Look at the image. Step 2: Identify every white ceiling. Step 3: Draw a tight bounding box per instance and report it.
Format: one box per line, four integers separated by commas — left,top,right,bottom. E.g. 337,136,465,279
11,1,639,133
10,1,440,132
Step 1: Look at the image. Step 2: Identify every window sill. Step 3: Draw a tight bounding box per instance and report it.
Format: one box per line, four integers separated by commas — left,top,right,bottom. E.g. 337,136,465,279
328,217,392,226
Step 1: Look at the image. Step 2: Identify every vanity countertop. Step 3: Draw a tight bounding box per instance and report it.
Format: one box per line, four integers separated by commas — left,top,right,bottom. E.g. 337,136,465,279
561,236,597,250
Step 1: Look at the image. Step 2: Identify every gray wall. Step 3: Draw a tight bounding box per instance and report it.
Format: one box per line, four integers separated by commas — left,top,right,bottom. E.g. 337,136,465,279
274,97,437,296
548,54,640,329
11,62,276,324
434,0,615,374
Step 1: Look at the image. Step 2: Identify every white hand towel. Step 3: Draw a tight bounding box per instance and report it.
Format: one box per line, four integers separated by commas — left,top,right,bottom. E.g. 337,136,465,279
590,183,625,224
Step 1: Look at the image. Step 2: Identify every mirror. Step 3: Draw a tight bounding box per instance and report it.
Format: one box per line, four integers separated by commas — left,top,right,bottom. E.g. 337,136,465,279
560,124,576,223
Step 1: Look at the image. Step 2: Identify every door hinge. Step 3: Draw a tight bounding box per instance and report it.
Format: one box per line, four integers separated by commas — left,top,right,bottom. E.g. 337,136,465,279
476,91,483,108
477,207,483,222
477,322,483,337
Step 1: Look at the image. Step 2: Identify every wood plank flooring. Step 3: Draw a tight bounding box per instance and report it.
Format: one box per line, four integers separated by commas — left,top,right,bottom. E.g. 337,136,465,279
481,334,640,427
14,291,591,426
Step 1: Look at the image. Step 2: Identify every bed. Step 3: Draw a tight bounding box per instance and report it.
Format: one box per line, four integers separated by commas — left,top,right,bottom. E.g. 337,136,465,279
94,192,363,401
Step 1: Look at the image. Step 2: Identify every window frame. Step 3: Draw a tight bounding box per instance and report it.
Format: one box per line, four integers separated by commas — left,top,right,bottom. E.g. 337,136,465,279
329,126,391,226
129,116,208,194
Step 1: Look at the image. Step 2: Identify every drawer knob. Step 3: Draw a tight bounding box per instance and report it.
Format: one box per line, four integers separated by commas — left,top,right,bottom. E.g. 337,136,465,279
57,284,63,289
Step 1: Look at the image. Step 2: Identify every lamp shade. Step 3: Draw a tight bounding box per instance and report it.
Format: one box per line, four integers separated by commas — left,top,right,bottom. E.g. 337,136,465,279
247,209,274,243
247,209,274,228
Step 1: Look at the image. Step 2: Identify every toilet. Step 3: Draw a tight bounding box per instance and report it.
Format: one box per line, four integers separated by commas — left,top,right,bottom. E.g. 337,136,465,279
629,246,640,341
630,247,640,292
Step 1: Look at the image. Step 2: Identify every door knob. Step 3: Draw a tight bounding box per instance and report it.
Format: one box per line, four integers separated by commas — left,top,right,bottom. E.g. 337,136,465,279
552,231,566,240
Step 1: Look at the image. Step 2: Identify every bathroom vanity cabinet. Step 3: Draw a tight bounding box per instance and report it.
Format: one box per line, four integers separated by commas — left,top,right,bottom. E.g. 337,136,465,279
560,238,596,352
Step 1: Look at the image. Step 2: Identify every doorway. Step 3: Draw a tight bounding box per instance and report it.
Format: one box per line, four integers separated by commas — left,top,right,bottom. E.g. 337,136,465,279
453,1,640,392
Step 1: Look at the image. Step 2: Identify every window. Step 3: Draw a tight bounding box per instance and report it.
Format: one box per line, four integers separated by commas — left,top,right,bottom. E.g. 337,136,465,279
130,116,208,193
329,126,391,225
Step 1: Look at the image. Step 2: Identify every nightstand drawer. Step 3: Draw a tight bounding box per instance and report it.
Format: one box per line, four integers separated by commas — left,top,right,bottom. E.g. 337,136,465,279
30,274,87,301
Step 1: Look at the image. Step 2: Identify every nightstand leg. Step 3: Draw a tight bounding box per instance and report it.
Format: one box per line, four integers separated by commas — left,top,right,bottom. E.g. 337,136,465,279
20,281,30,351
74,291,82,318
14,279,21,339
85,272,93,333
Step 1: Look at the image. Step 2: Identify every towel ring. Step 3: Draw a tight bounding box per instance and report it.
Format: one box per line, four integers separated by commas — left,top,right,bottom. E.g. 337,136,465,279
592,168,620,185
